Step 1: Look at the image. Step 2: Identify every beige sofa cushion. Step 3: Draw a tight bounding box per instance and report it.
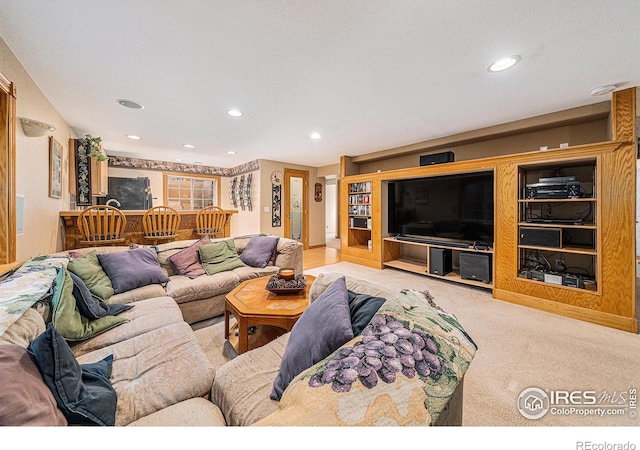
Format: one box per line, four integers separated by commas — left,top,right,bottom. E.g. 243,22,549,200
165,271,239,305
71,297,184,357
273,239,303,275
211,332,290,426
108,283,169,304
232,265,279,282
76,321,215,426
126,398,226,426
0,308,45,347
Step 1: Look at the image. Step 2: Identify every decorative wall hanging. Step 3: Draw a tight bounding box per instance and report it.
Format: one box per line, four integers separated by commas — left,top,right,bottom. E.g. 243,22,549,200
49,137,62,199
74,139,92,206
314,182,322,202
272,184,281,227
230,177,238,208
238,175,246,211
271,171,282,227
245,173,253,211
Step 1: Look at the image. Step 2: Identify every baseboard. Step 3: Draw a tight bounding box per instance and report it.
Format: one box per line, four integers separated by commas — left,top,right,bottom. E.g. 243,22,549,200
494,288,638,333
308,244,326,249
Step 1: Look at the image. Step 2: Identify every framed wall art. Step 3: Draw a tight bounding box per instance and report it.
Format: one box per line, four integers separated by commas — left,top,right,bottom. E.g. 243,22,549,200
49,136,63,199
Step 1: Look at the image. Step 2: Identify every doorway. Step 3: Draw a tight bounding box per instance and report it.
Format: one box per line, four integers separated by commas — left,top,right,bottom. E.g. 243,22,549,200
284,168,309,249
325,179,340,250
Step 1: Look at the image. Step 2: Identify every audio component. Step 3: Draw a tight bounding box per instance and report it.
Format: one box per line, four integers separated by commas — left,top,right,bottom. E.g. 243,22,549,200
429,248,452,276
459,252,492,284
525,181,580,199
350,217,370,228
519,227,562,248
419,151,455,166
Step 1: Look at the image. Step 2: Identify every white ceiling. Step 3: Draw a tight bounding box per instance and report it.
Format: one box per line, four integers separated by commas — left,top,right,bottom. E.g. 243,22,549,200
1,1,639,169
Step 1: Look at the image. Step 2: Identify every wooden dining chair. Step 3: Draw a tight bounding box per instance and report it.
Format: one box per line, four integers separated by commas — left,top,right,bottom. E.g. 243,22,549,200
142,206,181,244
195,206,227,238
77,205,127,246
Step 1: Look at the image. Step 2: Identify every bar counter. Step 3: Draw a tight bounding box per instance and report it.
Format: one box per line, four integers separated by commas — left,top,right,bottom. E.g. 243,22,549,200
59,209,237,250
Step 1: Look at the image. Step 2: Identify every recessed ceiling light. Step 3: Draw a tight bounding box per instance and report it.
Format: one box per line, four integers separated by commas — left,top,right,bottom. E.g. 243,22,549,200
127,135,141,140
117,99,144,109
227,151,236,155
183,144,195,148
487,56,520,73
227,109,243,117
310,132,322,140
590,85,617,96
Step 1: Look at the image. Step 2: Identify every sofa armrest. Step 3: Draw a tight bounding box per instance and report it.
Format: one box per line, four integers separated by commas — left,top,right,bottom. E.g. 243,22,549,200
273,238,303,275
254,289,476,426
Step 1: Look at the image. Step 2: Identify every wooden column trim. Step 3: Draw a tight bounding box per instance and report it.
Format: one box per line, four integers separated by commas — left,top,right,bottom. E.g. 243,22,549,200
612,88,636,141
0,71,17,264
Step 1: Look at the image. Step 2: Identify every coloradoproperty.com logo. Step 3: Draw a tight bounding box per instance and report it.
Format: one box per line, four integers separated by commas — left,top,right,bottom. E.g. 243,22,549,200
517,387,637,420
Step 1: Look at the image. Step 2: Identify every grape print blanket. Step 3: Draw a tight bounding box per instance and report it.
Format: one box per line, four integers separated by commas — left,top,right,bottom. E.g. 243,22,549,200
256,289,477,426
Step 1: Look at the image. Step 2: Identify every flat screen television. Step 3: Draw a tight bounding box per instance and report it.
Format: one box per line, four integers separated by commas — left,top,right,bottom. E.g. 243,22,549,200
388,171,494,247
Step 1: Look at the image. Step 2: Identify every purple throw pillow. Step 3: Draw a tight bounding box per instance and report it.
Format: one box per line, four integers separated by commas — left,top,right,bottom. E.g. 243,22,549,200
270,276,354,401
167,236,211,278
0,345,68,426
240,236,280,268
98,247,170,294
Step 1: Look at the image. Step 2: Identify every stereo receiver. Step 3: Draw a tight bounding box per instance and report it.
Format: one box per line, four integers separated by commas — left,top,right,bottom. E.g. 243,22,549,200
525,181,580,199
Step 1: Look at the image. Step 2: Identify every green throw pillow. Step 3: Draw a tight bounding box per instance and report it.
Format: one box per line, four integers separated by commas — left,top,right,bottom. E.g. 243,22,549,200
67,251,114,300
198,240,246,276
51,267,128,341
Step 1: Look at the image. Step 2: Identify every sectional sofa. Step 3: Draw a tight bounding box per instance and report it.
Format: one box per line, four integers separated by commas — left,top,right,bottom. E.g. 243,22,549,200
0,236,476,426
0,235,303,426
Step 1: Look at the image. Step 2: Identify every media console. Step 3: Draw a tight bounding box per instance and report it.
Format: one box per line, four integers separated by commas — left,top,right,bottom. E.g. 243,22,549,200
382,236,494,289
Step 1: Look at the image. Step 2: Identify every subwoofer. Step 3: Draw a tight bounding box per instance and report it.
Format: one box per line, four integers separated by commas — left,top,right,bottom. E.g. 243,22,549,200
459,252,492,284
429,248,452,276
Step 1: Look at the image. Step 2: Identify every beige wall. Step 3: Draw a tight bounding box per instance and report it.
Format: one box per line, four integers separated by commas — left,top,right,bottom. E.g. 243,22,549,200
259,160,325,247
220,171,261,237
1,37,77,260
357,119,609,174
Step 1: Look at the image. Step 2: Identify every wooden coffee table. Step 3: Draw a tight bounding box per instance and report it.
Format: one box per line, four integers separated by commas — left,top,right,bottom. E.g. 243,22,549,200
224,275,315,355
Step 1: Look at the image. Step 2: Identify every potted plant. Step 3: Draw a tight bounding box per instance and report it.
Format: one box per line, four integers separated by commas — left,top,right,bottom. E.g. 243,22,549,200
80,134,108,162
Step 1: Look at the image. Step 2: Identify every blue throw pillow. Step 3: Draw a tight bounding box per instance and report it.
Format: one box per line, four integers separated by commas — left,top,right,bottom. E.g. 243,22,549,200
98,247,170,294
69,272,133,319
347,290,387,336
28,325,118,426
239,236,280,268
271,276,354,401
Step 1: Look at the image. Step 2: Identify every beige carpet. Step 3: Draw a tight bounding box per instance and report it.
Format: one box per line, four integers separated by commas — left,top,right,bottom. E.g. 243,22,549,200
196,262,640,427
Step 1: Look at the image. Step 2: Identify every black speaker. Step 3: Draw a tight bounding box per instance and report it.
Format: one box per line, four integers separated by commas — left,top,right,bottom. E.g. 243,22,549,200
429,248,452,276
519,227,561,248
420,151,455,166
459,252,492,284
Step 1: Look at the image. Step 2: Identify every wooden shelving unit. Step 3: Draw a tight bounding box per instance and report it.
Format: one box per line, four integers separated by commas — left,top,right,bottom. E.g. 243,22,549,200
516,158,598,291
347,181,372,251
339,88,636,332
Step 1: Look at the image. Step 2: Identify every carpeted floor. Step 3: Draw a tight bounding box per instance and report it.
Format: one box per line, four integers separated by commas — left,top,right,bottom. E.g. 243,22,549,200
195,262,640,426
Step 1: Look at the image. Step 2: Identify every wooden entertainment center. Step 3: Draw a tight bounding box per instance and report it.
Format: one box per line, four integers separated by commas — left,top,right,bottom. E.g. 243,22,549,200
340,88,637,333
